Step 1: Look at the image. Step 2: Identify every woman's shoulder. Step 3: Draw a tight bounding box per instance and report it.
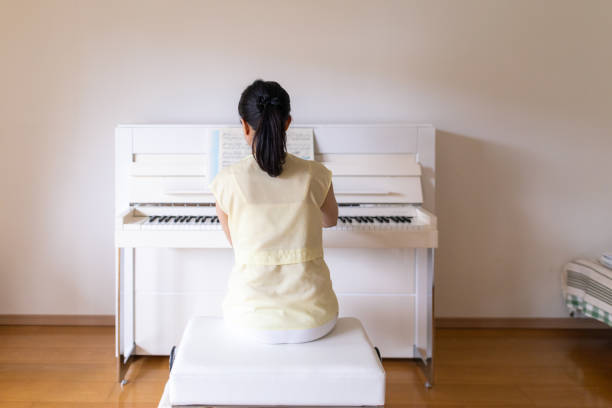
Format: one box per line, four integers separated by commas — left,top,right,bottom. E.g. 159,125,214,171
221,155,253,174
305,157,331,179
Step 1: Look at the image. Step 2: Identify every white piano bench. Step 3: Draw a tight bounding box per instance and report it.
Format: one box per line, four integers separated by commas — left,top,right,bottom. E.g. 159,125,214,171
158,316,386,408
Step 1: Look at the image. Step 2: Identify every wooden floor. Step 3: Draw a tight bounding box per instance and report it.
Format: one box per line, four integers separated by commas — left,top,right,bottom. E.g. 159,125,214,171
0,326,610,407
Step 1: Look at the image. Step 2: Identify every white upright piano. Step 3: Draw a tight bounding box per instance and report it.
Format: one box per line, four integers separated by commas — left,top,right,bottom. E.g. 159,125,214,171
115,124,437,387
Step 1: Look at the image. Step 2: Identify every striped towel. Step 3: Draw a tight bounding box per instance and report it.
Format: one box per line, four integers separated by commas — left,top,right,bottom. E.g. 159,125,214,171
600,252,612,269
562,259,612,327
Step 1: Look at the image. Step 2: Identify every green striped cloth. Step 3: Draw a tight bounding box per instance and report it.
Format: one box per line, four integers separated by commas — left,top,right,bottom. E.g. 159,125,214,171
563,259,612,327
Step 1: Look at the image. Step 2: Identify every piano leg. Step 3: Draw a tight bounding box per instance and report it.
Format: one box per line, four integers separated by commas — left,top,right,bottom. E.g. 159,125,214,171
414,248,435,388
116,247,135,385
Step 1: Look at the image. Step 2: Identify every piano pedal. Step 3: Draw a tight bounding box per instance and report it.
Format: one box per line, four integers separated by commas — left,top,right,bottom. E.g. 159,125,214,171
374,346,382,363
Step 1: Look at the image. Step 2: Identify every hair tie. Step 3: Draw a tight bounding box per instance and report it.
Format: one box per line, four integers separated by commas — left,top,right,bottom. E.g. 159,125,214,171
256,95,270,112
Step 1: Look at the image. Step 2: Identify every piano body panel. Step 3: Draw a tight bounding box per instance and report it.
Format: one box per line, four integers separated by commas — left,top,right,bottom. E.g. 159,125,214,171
115,124,437,374
323,229,437,248
309,124,419,154
130,153,208,177
130,246,419,356
133,290,417,357
326,248,416,294
333,176,422,204
115,230,231,248
134,291,227,355
134,248,236,293
128,176,213,204
131,126,210,153
133,247,416,294
337,294,416,358
316,153,421,176
116,229,436,249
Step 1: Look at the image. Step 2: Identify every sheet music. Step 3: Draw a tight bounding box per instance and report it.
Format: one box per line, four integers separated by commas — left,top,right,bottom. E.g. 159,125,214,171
219,128,251,169
286,128,314,160
217,127,314,171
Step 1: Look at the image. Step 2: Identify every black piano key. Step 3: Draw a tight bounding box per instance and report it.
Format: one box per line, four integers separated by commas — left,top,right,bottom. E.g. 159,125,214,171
365,216,374,223
149,216,158,222
196,216,203,223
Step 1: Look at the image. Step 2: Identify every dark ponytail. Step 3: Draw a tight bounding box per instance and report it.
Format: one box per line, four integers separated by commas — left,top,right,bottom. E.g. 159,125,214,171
238,79,291,177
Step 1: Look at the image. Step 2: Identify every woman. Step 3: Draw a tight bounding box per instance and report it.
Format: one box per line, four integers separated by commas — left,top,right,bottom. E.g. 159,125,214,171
208,79,339,344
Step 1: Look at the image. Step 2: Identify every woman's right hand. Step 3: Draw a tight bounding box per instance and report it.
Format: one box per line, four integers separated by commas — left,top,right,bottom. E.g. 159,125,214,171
320,182,338,228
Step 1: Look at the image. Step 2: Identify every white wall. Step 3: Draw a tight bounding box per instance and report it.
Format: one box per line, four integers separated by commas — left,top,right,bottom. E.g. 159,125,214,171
1,0,610,317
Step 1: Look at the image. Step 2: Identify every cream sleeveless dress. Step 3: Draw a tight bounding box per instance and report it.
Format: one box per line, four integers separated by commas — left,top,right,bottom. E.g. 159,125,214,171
208,152,339,344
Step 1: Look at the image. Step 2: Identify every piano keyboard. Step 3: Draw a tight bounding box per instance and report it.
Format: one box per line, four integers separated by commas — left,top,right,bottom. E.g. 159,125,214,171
122,214,418,231
142,215,220,230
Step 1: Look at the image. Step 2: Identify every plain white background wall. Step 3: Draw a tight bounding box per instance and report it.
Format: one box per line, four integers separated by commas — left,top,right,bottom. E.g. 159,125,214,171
1,0,610,317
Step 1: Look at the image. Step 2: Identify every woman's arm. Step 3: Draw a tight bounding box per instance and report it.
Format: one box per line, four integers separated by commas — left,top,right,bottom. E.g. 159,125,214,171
320,182,338,227
216,203,232,246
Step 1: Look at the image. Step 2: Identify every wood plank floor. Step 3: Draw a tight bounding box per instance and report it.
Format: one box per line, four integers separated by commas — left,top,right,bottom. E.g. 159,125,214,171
0,326,610,407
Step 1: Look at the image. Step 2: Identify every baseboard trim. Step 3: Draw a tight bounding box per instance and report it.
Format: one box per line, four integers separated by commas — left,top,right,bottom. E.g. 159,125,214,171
1,315,609,329
0,314,115,326
435,317,611,329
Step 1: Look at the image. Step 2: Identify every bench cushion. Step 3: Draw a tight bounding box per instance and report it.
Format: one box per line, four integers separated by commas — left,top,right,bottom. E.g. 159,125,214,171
168,316,386,406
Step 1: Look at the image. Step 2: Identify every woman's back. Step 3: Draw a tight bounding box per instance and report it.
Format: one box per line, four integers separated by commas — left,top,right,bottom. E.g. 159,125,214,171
212,152,331,265
210,152,339,339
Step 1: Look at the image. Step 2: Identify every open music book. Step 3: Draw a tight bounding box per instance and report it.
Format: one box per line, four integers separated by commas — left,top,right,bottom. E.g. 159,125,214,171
208,127,314,182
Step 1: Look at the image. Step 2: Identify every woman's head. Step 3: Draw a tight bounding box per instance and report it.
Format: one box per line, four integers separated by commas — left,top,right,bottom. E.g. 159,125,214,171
238,79,291,177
